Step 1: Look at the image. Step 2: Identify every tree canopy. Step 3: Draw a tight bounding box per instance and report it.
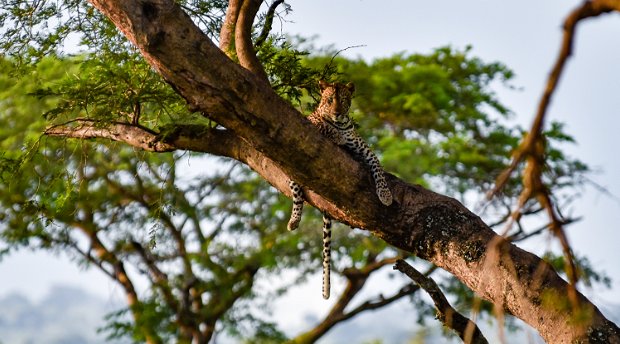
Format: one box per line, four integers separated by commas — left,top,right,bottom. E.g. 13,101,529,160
1,0,619,343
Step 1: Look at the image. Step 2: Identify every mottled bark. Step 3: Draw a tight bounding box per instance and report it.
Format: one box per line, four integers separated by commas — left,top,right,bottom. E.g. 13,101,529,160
75,1,620,342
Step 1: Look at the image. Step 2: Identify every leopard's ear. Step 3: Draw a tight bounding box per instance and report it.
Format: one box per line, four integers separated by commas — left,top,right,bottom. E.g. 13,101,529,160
318,80,330,90
345,82,355,93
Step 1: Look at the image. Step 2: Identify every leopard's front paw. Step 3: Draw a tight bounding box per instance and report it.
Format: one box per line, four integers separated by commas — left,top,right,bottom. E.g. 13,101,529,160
287,215,301,231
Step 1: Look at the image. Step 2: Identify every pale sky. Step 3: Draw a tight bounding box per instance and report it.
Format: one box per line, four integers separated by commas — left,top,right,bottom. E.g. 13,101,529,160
0,0,619,341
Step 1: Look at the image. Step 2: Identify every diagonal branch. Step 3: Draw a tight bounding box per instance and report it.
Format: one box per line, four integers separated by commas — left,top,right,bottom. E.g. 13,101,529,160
341,283,420,322
394,259,488,344
488,0,620,199
235,0,269,81
255,0,285,47
484,0,620,313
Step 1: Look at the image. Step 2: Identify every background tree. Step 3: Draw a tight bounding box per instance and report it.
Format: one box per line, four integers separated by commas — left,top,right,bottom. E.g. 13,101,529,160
0,0,618,343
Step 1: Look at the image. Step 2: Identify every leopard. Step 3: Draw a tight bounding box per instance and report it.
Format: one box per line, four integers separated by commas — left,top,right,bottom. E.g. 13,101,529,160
287,80,392,299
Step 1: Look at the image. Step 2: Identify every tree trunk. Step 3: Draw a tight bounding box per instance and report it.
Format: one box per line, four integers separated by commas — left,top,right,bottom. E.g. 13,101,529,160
84,1,620,342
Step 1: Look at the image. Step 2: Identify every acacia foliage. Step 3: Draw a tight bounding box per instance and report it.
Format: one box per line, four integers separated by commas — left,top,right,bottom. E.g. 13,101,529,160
0,1,602,342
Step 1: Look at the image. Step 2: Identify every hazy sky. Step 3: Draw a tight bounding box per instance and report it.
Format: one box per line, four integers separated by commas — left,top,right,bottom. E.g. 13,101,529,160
0,0,619,341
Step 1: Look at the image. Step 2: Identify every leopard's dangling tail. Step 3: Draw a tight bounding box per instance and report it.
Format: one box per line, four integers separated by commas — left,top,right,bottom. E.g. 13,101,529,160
322,214,332,299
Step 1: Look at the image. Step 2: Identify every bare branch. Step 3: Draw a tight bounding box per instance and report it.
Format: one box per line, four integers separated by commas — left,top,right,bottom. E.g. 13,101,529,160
219,0,241,56
255,0,285,47
45,119,175,152
342,256,401,280
394,259,489,344
508,217,581,242
483,0,620,313
488,0,620,200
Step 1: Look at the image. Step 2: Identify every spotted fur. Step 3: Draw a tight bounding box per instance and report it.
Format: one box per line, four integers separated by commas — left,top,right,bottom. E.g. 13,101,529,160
322,215,332,299
287,80,393,300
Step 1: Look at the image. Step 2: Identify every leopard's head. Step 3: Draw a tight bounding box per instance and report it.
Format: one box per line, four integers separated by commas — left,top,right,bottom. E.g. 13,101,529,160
316,80,355,124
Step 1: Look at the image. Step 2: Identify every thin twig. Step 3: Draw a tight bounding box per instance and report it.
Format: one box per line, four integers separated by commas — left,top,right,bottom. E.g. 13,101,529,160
320,45,367,81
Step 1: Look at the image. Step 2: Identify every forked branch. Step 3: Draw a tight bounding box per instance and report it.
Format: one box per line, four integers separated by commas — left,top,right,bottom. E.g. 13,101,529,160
219,0,268,81
488,0,620,198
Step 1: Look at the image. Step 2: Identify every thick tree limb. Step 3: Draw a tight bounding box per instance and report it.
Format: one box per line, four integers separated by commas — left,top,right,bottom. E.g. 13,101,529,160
394,259,488,344
218,0,270,80
68,1,620,342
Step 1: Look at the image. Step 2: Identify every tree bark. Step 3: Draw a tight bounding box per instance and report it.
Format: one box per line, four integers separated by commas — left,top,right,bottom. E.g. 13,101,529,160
81,1,620,342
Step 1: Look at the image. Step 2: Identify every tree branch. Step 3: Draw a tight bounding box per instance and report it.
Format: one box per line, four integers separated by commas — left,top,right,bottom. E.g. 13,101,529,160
235,0,269,81
45,119,175,152
45,119,346,225
394,259,488,344
219,0,241,56
73,1,620,341
484,0,620,314
72,221,162,344
488,0,619,199
255,0,285,47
